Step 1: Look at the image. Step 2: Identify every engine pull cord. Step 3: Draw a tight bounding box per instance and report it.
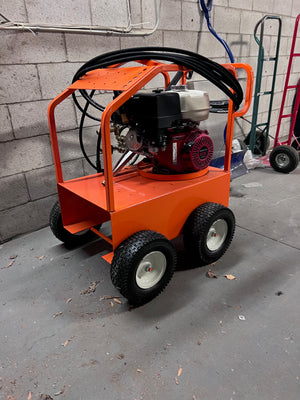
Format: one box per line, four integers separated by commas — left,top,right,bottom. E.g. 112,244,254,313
199,0,235,63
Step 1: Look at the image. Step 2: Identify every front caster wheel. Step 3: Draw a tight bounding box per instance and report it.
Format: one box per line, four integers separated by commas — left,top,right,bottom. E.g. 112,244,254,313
269,145,299,173
49,201,99,247
183,202,235,266
111,230,177,306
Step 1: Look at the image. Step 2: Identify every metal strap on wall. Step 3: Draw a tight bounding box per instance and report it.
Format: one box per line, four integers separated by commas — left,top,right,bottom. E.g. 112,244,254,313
0,0,160,36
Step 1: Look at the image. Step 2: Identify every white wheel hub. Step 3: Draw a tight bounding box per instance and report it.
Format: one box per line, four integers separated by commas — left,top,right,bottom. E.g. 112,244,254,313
206,219,228,251
136,251,167,289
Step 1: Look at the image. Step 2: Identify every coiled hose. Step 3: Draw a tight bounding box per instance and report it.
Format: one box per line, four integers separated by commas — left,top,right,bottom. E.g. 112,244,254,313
72,47,243,171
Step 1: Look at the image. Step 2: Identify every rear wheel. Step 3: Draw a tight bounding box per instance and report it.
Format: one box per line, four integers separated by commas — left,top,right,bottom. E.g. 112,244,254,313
111,230,176,306
244,130,270,156
49,201,98,246
269,145,299,173
183,202,235,266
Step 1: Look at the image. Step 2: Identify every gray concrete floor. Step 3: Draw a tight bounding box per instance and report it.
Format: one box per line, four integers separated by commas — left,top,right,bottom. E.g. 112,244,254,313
1,166,299,400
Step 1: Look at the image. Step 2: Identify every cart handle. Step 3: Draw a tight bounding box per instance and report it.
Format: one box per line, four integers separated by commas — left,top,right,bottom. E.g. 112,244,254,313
222,63,254,118
254,15,282,47
222,63,254,172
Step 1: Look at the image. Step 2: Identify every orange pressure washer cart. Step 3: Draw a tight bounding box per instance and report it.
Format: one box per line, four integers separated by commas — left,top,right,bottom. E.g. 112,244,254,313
48,52,253,306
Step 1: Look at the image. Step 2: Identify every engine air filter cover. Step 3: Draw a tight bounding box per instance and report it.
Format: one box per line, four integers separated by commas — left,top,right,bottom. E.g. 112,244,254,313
183,130,214,171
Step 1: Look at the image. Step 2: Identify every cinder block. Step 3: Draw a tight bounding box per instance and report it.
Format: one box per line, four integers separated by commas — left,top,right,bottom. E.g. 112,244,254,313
293,31,300,52
26,0,91,25
82,156,97,176
0,0,27,22
273,37,288,57
0,105,14,142
229,0,252,10
246,56,258,74
227,34,250,59
272,92,283,110
0,194,57,242
164,31,199,52
282,16,296,37
257,18,283,37
142,73,169,90
210,0,228,5
258,93,273,114
57,126,97,162
120,30,163,48
74,92,111,127
0,174,29,211
292,1,299,17
159,0,182,31
190,77,229,100
213,7,241,34
197,32,226,58
273,1,293,16
142,0,158,29
10,98,77,139
26,164,57,200
274,74,285,93
240,10,263,35
0,136,53,178
252,0,274,13
129,0,142,25
291,62,300,74
249,35,271,58
65,34,120,63
276,55,289,75
38,62,82,99
1,32,66,64
182,2,206,32
91,0,129,27
286,89,295,108
25,159,84,200
0,64,41,104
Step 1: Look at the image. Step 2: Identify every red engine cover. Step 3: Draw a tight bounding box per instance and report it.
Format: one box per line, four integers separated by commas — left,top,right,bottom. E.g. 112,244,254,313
154,128,214,173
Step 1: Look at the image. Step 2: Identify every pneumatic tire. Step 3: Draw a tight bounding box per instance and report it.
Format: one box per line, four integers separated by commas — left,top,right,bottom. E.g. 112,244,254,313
269,145,299,173
244,130,270,156
183,202,235,266
111,230,177,306
49,201,98,247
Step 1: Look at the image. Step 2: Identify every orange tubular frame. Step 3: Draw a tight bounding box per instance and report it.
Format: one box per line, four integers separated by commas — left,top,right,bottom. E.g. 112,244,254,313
48,61,253,259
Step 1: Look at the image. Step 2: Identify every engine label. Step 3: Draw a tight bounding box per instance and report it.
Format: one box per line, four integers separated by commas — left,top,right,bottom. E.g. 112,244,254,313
173,142,177,165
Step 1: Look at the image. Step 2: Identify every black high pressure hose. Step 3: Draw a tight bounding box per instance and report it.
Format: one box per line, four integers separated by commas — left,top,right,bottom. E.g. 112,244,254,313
74,47,244,172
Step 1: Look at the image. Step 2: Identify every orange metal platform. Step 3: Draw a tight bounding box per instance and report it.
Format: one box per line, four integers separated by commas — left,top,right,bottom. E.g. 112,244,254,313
58,166,231,249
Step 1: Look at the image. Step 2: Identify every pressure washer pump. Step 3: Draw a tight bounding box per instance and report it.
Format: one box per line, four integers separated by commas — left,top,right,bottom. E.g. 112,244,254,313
48,47,253,306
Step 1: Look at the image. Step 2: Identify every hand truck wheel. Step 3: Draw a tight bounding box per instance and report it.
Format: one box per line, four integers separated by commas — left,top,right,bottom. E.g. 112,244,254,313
244,130,270,156
183,202,235,266
111,230,177,307
269,145,299,173
49,201,100,247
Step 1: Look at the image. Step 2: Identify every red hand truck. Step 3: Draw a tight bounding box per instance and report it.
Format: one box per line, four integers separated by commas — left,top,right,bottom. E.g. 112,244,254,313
270,14,300,173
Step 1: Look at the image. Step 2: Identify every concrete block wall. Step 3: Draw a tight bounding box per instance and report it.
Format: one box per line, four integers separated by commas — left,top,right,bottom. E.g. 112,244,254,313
0,0,299,242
